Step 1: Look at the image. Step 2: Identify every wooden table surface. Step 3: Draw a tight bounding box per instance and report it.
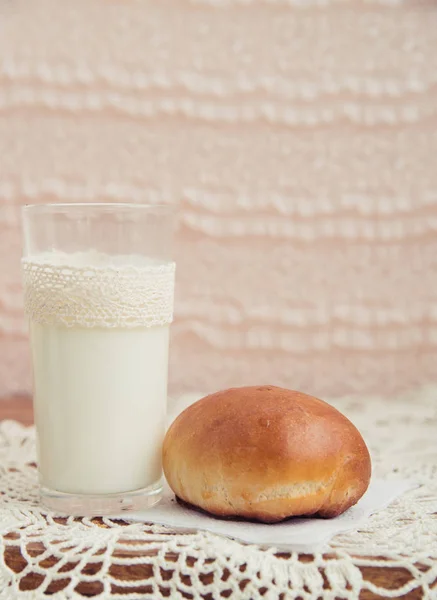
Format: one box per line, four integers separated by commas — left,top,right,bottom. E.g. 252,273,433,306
0,395,425,599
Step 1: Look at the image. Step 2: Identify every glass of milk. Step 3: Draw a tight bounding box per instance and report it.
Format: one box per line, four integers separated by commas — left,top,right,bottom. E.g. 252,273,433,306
22,203,176,515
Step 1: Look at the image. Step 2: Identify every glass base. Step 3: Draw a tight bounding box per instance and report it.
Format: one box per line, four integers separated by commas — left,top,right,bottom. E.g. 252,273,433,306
40,480,162,516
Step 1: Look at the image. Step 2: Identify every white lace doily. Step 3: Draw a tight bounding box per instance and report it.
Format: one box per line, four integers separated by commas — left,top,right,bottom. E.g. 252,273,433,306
0,387,436,599
22,252,176,328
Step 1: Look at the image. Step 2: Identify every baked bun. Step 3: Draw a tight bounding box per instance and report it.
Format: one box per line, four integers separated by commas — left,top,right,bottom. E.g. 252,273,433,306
163,386,371,523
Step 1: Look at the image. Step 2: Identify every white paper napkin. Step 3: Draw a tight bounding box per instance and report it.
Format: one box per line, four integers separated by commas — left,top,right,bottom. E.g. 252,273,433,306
124,478,415,552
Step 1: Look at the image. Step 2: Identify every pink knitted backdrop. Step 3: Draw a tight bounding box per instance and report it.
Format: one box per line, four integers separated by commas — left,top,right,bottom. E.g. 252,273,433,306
0,0,436,399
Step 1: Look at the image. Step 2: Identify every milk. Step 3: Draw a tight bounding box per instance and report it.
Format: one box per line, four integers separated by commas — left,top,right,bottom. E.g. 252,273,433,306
24,251,174,497
31,323,169,495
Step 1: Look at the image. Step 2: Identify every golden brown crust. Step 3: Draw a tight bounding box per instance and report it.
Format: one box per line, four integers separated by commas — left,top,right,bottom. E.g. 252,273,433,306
163,386,371,523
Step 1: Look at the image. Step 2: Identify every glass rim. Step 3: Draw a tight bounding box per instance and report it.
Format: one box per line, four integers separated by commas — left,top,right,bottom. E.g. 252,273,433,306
22,202,176,214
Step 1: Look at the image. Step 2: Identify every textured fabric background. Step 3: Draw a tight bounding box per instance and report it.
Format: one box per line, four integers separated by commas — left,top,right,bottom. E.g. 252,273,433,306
0,0,436,399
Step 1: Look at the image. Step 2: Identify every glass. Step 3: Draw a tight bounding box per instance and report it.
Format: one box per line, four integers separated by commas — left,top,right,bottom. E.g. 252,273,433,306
22,203,176,516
